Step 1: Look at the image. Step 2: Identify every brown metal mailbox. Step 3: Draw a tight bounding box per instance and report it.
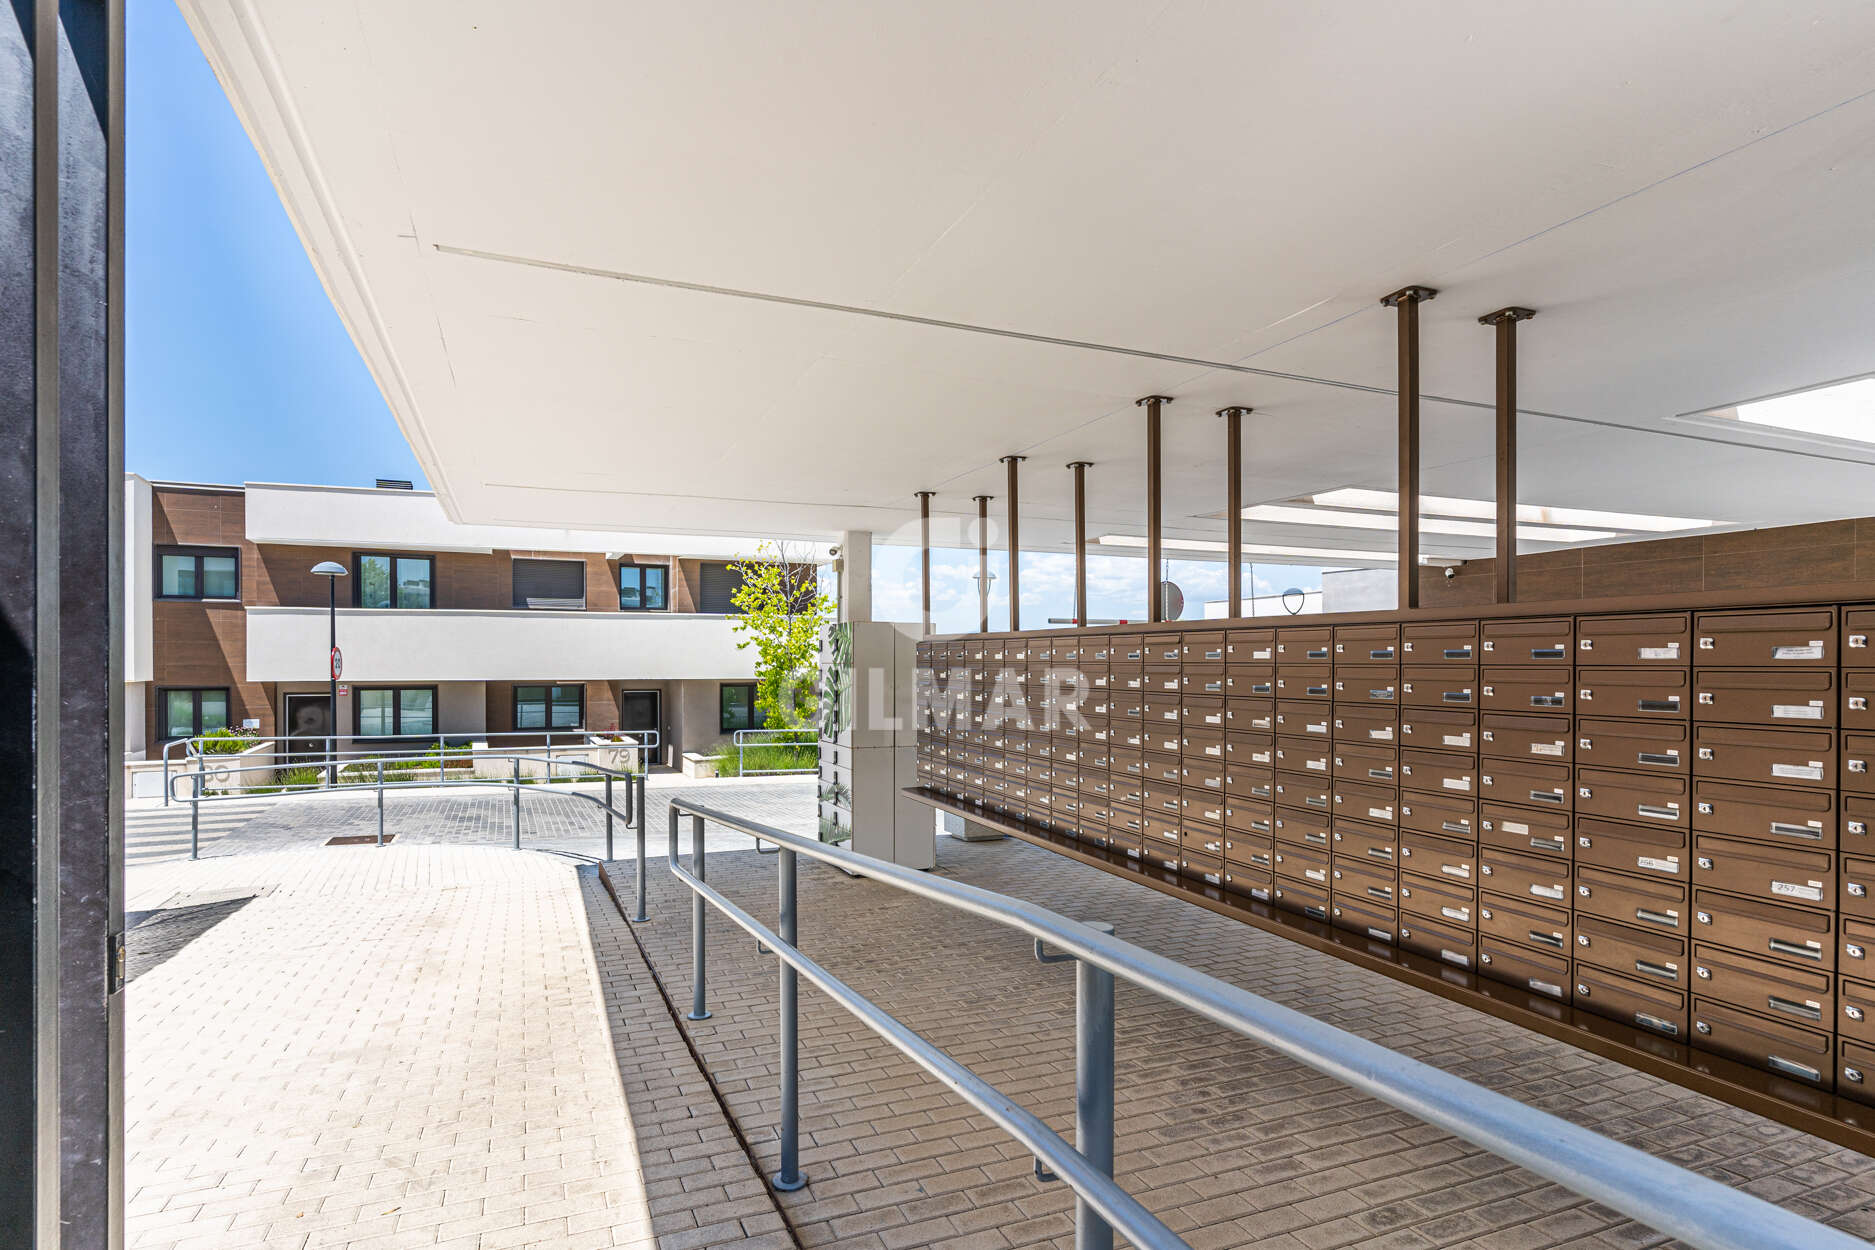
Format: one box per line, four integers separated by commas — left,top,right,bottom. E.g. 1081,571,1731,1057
1692,778,1836,849
1333,705,1399,745
1691,889,1835,971
1274,702,1331,737
1182,670,1228,696
1141,782,1183,819
1112,667,1149,693
1691,943,1831,1027
1109,748,1145,780
1181,824,1227,859
1839,976,1875,1046
1331,818,1397,868
1477,802,1567,862
1223,831,1273,868
1575,864,1689,935
1694,608,1837,668
1843,919,1875,971
1575,767,1688,828
1691,834,1833,911
1180,852,1226,886
1143,695,1184,727
1331,778,1398,825
1222,672,1272,698
1138,754,1181,786
1575,913,1688,988
1142,815,1181,852
1402,620,1478,664
1575,813,1695,880
1573,963,1689,1037
1333,665,1399,706
1575,717,1689,774
1272,809,1331,849
1844,854,1875,921
1223,729,1273,767
1143,669,1182,695
1481,712,1572,764
1275,736,1332,777
1181,791,1228,830
1399,791,1478,839
1275,666,1333,701
1332,740,1398,785
1481,667,1573,715
1845,609,1875,664
1181,758,1225,794
1274,773,1331,813
1575,667,1691,720
1276,627,1332,662
1143,633,1184,665
1334,622,1400,662
1271,877,1330,920
1693,669,1837,728
1399,708,1478,755
1223,801,1271,836
1398,871,1477,926
1110,693,1145,725
1182,727,1227,763
1398,830,1477,885
1479,757,1572,811
1273,841,1330,888
1400,748,1476,797
1478,892,1571,957
1400,668,1477,709
1181,631,1226,665
1849,794,1875,844
1693,724,1836,789
1181,695,1226,730
1330,891,1399,943
1691,996,1833,1087
1226,628,1275,666
1331,857,1397,906
1577,612,1692,665
1221,863,1273,901
1479,845,1571,904
1842,1039,1875,1104
1398,912,1477,969
1845,732,1875,794
1483,617,1573,664
1142,723,1183,756
1477,936,1570,999
1225,765,1272,802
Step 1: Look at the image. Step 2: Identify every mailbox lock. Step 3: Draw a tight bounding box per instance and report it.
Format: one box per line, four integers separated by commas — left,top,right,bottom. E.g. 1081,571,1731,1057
1479,952,1493,965
1853,760,1869,774
1696,911,1712,924
1576,984,1589,997
1697,748,1714,761
1851,944,1868,959
1697,692,1715,704
1578,786,1592,798
1696,966,1711,979
1579,688,1592,700
1853,883,1869,898
1849,1067,1867,1085
1698,637,1715,649
1853,821,1869,836
1578,884,1591,897
1578,836,1592,847
1576,934,1589,946
1580,638,1593,650
1480,907,1494,920
1854,634,1869,649
1697,802,1714,814
1850,1006,1868,1022
1481,865,1494,876
1697,856,1714,870
1696,1021,1712,1034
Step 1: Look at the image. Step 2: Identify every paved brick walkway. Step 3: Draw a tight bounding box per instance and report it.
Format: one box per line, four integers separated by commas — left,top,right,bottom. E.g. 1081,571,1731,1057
610,832,1875,1250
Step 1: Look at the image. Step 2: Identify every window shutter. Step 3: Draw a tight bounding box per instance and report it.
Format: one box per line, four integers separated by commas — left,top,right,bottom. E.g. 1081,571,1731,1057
698,562,745,614
512,558,585,609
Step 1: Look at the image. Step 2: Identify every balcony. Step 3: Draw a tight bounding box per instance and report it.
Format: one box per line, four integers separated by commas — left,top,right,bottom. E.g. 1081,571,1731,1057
245,606,754,682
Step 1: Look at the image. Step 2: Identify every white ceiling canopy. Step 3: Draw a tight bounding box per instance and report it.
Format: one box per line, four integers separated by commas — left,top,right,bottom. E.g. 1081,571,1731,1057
180,0,1875,563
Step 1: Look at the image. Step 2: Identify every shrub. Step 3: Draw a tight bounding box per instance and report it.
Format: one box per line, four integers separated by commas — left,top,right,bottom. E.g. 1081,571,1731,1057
196,727,257,755
709,732,818,777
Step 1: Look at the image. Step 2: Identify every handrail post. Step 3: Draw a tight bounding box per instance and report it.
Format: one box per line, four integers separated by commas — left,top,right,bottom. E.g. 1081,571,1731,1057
512,756,522,849
688,811,711,1020
633,773,649,923
772,843,808,1190
190,773,201,860
605,775,615,861
376,757,386,847
1077,922,1116,1250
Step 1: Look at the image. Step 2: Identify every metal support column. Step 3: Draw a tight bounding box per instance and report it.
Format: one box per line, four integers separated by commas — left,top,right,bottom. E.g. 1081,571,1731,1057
604,775,614,861
772,847,807,1191
688,812,711,1020
915,491,935,636
1480,307,1536,603
633,773,649,923
1001,457,1025,631
512,758,521,848
973,495,992,633
1380,287,1437,609
1036,921,1116,1250
1068,462,1091,627
376,759,385,846
1217,407,1250,619
1136,396,1172,620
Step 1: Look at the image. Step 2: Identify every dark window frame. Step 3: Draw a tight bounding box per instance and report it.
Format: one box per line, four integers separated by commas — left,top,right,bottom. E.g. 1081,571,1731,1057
513,683,585,732
511,556,588,610
154,545,241,602
157,686,232,740
352,551,438,610
351,684,440,738
719,682,767,733
617,561,670,612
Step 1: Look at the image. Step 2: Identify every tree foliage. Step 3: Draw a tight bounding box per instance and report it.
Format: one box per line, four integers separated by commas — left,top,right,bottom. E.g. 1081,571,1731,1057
727,541,834,732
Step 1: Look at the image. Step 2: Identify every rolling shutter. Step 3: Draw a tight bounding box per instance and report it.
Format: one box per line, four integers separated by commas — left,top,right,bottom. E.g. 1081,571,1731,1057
512,557,585,609
698,561,745,614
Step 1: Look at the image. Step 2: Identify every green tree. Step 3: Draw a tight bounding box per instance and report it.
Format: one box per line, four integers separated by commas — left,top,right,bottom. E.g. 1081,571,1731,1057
727,541,833,732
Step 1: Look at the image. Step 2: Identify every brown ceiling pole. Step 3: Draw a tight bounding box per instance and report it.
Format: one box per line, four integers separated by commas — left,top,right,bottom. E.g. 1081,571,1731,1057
972,495,992,632
1380,286,1438,609
1137,395,1174,620
914,491,936,634
1001,456,1026,630
1217,407,1252,618
1067,462,1092,626
1479,308,1537,604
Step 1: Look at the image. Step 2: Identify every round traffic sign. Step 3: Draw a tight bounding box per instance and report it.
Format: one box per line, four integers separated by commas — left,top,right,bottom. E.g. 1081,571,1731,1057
331,646,344,680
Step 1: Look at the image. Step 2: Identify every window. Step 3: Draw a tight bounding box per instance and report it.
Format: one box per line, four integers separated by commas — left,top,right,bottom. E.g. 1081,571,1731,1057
512,558,585,609
719,682,767,733
156,547,239,600
514,684,583,730
355,553,434,609
161,688,230,739
354,686,436,737
618,563,668,611
697,561,745,614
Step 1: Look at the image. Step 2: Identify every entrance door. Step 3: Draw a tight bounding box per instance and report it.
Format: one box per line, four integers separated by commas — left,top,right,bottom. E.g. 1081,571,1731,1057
619,689,662,762
283,693,332,762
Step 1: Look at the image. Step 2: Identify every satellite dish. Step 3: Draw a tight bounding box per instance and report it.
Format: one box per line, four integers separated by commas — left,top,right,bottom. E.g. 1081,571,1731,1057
1160,581,1185,619
1281,587,1307,615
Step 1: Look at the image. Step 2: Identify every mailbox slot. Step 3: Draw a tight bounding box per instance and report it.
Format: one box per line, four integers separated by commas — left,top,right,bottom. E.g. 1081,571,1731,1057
1576,913,1688,988
1331,778,1398,826
1481,712,1572,764
1692,724,1836,788
1331,818,1397,866
1480,802,1572,859
1694,608,1837,668
1328,891,1399,944
1692,942,1831,1026
1577,612,1692,664
1402,621,1479,664
1399,748,1476,797
1400,668,1477,710
1575,864,1689,933
1691,778,1837,849
1398,871,1477,926
1575,767,1689,827
1397,912,1478,969
1479,845,1571,905
1272,809,1332,849
1332,664,1399,705
1693,669,1838,727
1398,790,1477,839
1481,666,1573,715
1398,830,1478,883
1573,963,1689,1037
1574,667,1691,720
1691,889,1836,971
1334,622,1400,663
1332,739,1398,784
1690,833,1834,911
1226,628,1275,667
1482,617,1573,663
1691,996,1833,1087
1477,936,1570,999
1331,704,1398,745
1398,706,1478,750
1478,892,1571,956
1479,756,1573,811
1575,717,1689,773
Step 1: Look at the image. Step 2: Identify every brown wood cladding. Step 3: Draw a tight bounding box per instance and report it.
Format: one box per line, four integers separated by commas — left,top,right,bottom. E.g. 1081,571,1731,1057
914,581,1875,1130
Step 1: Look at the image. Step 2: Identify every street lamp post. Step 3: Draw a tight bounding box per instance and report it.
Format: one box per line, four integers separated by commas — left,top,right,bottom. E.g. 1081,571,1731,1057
311,561,348,785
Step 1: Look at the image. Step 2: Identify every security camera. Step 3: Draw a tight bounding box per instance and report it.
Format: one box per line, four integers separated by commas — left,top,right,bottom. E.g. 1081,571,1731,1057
1442,565,1457,579
829,545,841,557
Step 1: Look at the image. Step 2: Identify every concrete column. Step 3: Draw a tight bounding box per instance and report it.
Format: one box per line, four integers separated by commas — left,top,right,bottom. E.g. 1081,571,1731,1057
837,530,872,624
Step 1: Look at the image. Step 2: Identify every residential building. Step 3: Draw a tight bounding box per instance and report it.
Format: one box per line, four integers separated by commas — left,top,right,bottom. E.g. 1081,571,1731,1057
123,475,813,765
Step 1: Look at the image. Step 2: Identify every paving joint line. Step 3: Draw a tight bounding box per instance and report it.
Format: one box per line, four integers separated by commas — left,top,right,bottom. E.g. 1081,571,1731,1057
596,859,807,1250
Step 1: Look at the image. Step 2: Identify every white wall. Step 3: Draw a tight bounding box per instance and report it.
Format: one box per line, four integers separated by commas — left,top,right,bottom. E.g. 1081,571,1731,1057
124,474,153,683
1320,569,1397,613
124,682,147,760
437,681,486,736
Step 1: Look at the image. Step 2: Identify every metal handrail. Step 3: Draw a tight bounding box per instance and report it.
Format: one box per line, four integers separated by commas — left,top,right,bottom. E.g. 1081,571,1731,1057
662,797,1867,1250
161,728,659,804
731,727,818,776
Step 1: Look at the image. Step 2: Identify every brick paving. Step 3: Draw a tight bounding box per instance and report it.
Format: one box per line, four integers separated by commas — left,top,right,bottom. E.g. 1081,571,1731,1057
608,830,1875,1250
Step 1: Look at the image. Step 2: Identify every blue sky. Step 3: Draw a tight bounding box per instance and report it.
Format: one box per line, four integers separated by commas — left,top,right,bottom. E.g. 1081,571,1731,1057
127,1,426,488
128,4,1321,619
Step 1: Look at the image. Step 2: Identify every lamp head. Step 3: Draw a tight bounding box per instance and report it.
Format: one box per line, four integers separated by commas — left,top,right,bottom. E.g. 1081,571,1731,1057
311,561,348,577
